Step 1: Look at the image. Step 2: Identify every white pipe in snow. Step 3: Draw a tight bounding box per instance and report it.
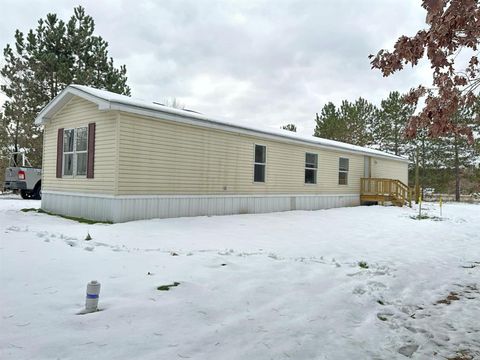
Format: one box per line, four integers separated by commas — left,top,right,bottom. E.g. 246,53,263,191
85,280,101,312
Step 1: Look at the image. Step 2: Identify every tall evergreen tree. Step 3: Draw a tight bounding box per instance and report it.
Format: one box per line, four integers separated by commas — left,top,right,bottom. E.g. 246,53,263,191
314,99,375,146
338,98,375,146
0,6,130,167
281,124,297,132
435,106,479,201
373,91,415,156
314,102,346,142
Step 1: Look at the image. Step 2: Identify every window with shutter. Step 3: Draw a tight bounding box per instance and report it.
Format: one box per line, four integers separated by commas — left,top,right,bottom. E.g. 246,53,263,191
61,126,91,178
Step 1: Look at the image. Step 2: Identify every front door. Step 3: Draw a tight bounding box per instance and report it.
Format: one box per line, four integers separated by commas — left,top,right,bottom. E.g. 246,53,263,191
364,156,371,178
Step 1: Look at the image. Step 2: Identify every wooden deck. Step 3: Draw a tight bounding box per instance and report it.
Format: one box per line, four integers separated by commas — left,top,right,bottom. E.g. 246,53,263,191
360,178,412,207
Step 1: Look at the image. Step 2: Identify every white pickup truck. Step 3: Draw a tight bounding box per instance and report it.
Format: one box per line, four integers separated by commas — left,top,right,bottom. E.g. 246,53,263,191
3,152,42,200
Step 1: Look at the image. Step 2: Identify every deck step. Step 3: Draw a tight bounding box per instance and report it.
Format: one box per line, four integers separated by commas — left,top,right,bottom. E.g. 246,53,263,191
360,178,412,208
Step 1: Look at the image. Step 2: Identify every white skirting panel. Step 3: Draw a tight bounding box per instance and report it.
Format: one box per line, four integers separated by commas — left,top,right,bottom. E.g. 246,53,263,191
42,191,115,222
42,191,360,223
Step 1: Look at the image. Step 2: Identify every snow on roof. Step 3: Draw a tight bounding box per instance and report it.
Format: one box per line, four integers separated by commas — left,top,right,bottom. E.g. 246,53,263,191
36,84,410,163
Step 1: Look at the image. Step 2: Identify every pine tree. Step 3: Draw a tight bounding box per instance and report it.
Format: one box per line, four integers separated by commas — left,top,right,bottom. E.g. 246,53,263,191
314,102,346,142
314,99,376,146
373,91,415,156
338,98,375,146
435,106,479,201
281,124,297,132
0,6,130,167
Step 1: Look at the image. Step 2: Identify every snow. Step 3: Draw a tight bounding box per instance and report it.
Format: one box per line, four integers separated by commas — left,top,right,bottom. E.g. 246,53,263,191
38,84,408,163
1,197,479,359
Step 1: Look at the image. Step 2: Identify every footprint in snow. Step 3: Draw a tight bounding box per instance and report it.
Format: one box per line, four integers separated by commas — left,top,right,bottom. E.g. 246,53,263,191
6,226,28,232
218,249,235,256
65,240,77,247
347,271,363,277
376,312,394,321
353,286,366,295
59,234,77,241
92,242,109,247
367,281,387,289
398,344,419,358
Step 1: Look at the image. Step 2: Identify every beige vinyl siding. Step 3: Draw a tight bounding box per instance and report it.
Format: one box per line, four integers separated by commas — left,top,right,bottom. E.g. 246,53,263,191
371,157,408,185
42,97,117,194
116,112,365,195
41,95,408,197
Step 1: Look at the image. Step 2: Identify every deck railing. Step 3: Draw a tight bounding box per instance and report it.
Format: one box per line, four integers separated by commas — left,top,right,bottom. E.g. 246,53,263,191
360,178,412,207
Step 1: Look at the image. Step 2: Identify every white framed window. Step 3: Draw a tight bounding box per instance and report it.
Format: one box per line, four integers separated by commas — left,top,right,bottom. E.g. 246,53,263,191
339,157,349,185
63,129,74,176
63,127,88,177
254,144,266,183
305,153,318,184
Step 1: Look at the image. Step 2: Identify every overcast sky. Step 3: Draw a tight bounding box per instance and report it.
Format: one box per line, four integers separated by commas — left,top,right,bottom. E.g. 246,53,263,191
1,0,432,135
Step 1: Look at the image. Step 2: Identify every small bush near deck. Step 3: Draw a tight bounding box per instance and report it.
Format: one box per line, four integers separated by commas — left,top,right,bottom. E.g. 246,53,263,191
358,261,369,269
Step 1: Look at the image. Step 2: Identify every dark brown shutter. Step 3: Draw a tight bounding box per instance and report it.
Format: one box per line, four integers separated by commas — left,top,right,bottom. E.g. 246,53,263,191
87,123,96,179
56,128,64,178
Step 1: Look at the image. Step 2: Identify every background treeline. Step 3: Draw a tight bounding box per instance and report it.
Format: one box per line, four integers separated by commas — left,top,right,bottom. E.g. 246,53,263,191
313,91,480,197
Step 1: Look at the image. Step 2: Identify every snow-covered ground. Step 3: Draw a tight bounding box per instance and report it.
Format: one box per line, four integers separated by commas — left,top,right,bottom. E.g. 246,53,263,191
1,197,479,360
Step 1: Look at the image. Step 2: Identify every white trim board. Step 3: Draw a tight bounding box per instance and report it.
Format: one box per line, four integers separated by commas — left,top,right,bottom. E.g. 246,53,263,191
42,190,360,200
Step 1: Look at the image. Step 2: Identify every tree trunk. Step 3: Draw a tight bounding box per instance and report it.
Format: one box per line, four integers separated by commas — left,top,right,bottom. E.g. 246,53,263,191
13,117,20,165
394,121,399,156
415,146,420,204
454,135,460,202
420,137,426,199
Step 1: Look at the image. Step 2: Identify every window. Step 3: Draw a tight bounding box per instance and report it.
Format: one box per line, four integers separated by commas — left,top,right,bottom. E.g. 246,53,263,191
63,127,88,177
63,129,74,176
75,127,88,176
339,157,349,185
254,144,266,182
305,153,318,184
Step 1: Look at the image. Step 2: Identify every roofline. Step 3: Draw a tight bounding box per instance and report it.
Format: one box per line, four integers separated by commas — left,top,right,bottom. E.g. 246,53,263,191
34,86,110,124
110,101,411,163
35,85,411,163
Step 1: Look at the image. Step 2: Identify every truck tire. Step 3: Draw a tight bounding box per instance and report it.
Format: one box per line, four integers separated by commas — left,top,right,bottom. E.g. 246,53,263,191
32,183,42,200
20,190,33,199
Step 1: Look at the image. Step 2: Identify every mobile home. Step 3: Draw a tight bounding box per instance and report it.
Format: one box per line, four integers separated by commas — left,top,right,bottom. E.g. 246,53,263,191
35,85,409,222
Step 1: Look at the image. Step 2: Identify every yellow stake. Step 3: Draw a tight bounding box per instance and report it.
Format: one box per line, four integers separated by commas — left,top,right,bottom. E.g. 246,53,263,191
418,194,422,217
439,195,442,217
